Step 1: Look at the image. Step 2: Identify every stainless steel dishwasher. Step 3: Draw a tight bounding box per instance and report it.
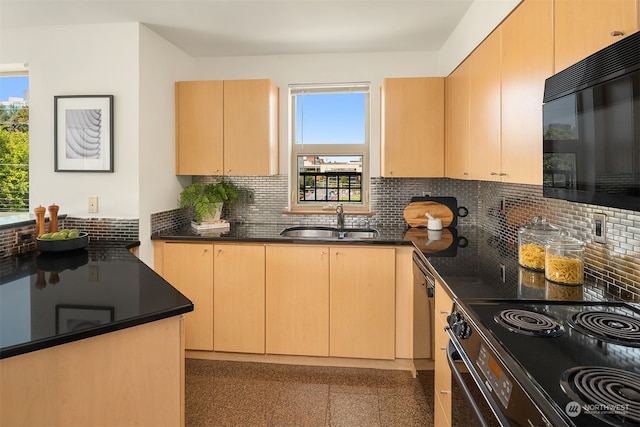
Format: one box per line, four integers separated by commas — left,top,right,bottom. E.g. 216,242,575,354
413,251,435,360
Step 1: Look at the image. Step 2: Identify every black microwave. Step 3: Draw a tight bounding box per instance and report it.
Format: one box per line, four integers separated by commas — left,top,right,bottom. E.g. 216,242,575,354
542,31,640,212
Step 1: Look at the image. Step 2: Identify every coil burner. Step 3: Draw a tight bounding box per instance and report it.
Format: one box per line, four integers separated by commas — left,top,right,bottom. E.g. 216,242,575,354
568,311,640,348
561,366,640,426
494,309,564,337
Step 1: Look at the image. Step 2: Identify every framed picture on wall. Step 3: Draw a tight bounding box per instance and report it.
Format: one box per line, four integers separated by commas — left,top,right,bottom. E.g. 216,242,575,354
54,95,114,172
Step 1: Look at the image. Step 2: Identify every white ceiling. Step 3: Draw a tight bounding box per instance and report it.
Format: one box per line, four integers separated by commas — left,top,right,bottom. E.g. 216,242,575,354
0,0,480,57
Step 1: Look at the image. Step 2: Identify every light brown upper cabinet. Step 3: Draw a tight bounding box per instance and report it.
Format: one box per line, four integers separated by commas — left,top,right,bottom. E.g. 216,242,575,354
223,79,279,176
445,61,470,180
468,28,502,181
501,0,553,185
554,0,639,72
175,81,224,175
175,79,279,176
381,77,445,178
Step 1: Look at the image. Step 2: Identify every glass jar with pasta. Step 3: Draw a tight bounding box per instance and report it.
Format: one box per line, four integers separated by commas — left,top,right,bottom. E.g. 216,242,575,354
545,232,585,285
518,216,560,271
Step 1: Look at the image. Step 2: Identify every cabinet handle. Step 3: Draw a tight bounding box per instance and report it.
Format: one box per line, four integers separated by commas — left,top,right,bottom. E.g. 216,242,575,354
440,310,449,314
217,249,222,255
440,346,447,350
499,172,507,176
440,390,451,394
611,30,625,37
226,169,231,173
490,172,498,176
463,172,469,176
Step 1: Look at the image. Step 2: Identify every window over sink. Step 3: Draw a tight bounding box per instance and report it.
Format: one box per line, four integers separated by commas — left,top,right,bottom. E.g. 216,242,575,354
289,82,370,212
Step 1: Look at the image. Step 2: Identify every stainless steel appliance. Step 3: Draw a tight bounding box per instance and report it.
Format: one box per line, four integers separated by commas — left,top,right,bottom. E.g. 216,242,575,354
413,251,435,359
446,299,640,426
542,30,640,211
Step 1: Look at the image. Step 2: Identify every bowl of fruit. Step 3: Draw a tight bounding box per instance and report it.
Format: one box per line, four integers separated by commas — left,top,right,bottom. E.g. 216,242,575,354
37,229,89,252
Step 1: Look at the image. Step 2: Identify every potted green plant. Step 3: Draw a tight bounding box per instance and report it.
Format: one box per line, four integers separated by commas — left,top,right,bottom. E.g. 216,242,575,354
179,180,240,224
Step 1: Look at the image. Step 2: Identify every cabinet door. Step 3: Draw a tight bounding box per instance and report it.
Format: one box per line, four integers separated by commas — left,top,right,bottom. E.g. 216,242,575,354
175,81,224,175
265,245,329,356
160,242,214,351
554,0,638,72
213,244,265,353
329,246,395,360
501,0,553,185
223,79,279,176
381,77,445,177
468,28,502,181
445,60,470,179
433,279,453,427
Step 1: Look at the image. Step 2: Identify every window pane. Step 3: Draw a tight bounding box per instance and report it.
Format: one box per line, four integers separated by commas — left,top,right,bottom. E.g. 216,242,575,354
298,155,362,203
295,93,365,145
0,74,29,213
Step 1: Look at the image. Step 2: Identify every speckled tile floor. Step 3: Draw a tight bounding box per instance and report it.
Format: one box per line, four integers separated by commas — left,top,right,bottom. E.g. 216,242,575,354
185,359,483,427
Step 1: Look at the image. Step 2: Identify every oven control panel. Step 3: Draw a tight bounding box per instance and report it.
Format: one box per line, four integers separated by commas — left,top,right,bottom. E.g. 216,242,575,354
477,343,513,409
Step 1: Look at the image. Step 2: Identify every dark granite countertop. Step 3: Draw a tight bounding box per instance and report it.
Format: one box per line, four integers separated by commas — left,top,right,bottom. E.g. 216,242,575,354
153,223,618,304
0,241,193,359
152,222,412,244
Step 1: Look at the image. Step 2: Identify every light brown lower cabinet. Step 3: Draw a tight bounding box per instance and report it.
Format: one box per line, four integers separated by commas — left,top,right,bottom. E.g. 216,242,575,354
329,246,396,360
266,245,330,356
154,241,398,361
434,278,454,427
155,241,214,351
213,243,266,354
0,317,185,427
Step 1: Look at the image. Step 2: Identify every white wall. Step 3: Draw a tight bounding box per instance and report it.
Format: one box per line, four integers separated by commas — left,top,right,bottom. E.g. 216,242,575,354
439,0,523,75
193,50,441,178
0,23,141,218
137,24,194,263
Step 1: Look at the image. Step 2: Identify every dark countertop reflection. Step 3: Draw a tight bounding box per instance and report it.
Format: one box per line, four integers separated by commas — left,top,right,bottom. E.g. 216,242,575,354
0,242,193,359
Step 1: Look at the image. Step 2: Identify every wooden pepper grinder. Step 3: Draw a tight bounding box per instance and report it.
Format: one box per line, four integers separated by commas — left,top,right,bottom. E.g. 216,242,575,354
48,204,59,233
34,205,46,238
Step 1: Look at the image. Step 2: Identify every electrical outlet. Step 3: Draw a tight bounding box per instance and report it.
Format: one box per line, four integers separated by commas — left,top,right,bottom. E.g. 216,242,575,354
88,196,98,213
247,190,255,204
593,213,607,244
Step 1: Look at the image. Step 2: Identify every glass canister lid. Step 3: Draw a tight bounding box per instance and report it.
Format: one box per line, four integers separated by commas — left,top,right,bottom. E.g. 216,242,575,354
545,231,585,250
518,216,559,235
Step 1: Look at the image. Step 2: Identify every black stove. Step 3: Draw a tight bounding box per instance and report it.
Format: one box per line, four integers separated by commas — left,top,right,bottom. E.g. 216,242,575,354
447,300,640,427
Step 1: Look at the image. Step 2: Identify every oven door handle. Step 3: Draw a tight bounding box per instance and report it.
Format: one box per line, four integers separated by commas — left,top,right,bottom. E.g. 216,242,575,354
446,330,511,427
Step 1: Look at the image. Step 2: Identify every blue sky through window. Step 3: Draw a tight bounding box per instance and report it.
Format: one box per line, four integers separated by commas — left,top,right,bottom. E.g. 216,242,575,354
0,76,28,102
295,92,365,145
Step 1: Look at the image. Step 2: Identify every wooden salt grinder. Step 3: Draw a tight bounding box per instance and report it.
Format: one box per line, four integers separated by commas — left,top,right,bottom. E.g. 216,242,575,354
34,206,46,238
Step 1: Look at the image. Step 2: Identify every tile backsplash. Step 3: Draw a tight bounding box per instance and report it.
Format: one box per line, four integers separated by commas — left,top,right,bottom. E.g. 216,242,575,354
170,175,639,300
0,217,139,258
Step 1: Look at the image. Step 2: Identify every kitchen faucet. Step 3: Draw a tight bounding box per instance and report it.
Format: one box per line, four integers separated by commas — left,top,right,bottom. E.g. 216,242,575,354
336,204,345,229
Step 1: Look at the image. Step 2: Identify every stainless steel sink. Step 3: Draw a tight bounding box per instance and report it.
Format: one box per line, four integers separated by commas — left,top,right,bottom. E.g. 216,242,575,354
280,227,341,239
342,229,379,239
280,226,378,240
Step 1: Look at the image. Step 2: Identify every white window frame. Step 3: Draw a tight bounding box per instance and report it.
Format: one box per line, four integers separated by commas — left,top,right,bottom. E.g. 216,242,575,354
289,82,371,212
